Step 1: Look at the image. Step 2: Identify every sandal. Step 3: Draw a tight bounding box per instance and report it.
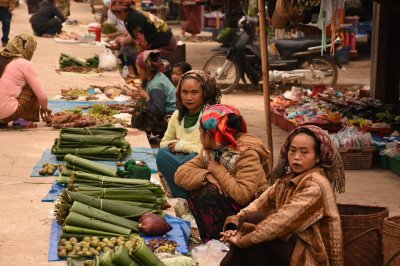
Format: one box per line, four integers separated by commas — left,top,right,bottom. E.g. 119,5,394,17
12,118,37,129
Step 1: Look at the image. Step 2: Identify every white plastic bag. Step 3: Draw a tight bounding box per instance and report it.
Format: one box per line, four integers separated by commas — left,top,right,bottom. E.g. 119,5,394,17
99,48,117,71
191,240,229,266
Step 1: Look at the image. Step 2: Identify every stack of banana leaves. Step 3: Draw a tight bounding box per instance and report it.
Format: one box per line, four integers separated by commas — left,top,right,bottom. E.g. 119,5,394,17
58,154,151,181
51,126,131,161
55,177,166,240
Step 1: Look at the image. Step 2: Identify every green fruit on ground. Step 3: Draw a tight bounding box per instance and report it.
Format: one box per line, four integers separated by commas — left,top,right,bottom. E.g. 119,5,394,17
58,249,67,258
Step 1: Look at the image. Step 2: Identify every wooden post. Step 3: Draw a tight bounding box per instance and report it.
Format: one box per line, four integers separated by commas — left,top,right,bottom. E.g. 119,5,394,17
257,0,274,169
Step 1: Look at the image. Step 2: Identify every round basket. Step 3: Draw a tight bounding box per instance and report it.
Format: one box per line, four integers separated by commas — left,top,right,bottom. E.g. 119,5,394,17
383,216,400,266
338,204,389,266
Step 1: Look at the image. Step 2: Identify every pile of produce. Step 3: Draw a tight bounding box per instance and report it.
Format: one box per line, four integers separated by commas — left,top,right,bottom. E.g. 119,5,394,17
59,53,100,72
51,126,131,161
44,104,133,129
271,86,399,134
38,163,63,176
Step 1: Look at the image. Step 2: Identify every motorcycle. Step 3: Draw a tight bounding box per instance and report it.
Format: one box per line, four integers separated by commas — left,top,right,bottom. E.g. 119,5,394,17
203,16,342,94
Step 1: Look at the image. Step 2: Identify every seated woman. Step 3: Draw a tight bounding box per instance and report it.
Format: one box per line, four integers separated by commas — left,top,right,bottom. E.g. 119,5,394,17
124,49,176,145
0,34,52,127
220,125,345,266
29,0,66,37
156,70,221,199
175,104,270,242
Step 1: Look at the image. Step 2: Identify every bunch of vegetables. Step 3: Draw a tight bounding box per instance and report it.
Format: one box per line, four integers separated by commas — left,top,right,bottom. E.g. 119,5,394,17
59,53,99,69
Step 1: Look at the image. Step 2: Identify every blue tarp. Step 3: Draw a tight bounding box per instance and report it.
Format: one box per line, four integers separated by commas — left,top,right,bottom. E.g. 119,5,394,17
48,100,123,113
48,214,191,261
32,147,158,177
42,182,66,202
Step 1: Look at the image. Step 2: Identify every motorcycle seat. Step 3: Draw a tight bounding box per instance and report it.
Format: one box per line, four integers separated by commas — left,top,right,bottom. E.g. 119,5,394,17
275,37,326,59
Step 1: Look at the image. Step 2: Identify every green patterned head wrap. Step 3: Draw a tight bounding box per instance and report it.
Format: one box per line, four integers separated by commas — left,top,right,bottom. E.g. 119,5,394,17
0,34,37,60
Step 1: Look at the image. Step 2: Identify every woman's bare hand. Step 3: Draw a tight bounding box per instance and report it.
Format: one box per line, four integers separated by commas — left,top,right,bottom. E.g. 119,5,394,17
205,174,227,196
123,84,149,100
40,107,52,120
220,229,238,242
168,141,178,152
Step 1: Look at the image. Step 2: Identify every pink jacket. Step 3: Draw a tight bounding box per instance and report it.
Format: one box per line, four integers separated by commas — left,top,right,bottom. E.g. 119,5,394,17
0,58,48,119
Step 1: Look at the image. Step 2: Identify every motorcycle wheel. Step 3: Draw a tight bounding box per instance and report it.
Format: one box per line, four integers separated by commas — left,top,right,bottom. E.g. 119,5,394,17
297,56,338,87
203,54,240,94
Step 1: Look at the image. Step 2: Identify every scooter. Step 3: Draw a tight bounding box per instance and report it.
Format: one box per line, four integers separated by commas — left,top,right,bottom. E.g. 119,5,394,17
203,16,342,94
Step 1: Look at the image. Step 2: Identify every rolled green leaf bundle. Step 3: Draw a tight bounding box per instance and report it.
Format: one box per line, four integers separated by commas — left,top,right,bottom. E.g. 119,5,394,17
64,154,117,177
59,134,130,149
100,250,118,266
60,232,126,240
63,225,122,237
52,145,126,160
65,212,131,235
129,237,165,266
55,190,160,225
112,246,140,266
70,202,139,231
61,126,127,136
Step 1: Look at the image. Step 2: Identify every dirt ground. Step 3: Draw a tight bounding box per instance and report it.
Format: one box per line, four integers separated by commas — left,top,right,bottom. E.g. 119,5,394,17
0,2,399,265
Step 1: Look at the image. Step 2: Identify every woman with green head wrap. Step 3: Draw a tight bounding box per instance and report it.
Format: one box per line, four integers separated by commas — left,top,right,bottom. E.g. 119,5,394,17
0,34,52,127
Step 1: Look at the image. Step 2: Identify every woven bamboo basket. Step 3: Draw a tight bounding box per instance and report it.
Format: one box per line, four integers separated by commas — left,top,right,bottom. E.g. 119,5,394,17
338,204,389,266
383,216,400,266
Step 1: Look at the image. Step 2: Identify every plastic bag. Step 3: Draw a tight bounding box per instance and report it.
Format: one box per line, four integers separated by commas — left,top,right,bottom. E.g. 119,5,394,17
98,48,117,71
191,240,229,266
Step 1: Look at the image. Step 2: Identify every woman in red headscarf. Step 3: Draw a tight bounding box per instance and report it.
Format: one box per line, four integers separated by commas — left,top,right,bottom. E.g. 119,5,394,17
175,104,270,243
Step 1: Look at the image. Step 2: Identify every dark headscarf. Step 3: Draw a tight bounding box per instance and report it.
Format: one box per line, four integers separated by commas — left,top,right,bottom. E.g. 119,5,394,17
176,70,222,121
271,125,345,193
110,0,134,12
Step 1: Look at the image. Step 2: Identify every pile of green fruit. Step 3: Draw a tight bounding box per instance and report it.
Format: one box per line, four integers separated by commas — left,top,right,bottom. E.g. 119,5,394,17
58,236,138,258
38,163,62,176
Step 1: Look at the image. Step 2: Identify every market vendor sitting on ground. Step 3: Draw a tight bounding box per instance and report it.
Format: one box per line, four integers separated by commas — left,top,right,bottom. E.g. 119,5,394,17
219,125,345,266
124,49,176,145
174,104,270,242
156,70,221,199
0,34,52,128
29,0,66,37
109,0,177,62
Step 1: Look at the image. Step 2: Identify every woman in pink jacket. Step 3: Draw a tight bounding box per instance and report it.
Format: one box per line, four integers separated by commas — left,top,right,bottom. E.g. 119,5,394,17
0,34,51,128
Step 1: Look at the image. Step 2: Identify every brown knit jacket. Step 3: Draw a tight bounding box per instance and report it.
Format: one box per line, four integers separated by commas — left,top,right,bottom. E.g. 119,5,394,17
0,0,15,8
175,133,270,206
225,167,344,266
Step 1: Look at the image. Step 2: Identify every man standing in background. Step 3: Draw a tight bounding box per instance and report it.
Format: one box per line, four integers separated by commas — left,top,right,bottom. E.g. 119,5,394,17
0,0,15,47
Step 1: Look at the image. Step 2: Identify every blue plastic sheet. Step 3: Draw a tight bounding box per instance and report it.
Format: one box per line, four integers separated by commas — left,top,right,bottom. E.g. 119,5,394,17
42,182,66,202
48,100,124,113
48,214,191,261
32,147,158,177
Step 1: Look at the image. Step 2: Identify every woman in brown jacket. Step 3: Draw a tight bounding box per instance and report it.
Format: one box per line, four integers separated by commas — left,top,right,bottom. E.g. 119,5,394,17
175,104,270,242
220,125,345,266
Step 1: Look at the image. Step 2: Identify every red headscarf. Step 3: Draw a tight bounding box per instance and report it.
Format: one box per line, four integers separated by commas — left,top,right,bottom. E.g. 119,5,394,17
201,104,247,148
